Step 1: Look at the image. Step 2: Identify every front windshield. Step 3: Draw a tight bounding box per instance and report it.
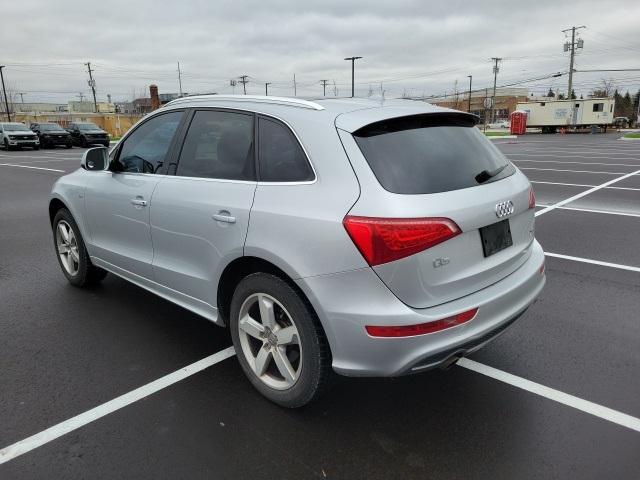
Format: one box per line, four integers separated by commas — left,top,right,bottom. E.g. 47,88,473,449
77,123,100,131
40,124,65,131
3,124,31,131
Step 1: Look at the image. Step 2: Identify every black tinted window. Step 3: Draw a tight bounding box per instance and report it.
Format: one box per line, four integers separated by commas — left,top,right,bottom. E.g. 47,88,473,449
177,110,254,180
258,118,313,182
117,111,183,174
353,114,514,194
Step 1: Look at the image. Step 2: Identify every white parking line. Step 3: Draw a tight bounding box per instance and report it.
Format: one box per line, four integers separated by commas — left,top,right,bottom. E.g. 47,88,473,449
535,204,640,218
544,252,640,273
458,358,640,433
530,180,640,192
535,169,640,217
0,346,236,465
0,163,65,173
512,150,640,158
2,342,638,466
520,167,628,175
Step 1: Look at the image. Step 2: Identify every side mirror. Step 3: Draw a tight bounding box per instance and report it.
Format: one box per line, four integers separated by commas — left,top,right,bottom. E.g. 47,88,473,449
81,147,108,171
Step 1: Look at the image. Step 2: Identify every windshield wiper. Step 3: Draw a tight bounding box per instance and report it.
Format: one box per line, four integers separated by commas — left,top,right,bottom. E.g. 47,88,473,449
475,164,508,184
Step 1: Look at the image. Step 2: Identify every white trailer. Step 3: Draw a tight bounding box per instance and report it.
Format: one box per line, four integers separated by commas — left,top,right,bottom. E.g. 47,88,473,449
516,98,615,133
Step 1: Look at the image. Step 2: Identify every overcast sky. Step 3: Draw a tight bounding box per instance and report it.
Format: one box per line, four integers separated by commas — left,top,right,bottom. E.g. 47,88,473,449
2,0,639,104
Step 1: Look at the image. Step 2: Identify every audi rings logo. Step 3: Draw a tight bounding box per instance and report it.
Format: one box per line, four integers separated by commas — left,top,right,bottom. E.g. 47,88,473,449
495,200,515,218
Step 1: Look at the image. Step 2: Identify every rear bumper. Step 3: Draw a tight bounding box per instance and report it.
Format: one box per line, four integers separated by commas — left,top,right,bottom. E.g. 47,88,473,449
297,240,545,377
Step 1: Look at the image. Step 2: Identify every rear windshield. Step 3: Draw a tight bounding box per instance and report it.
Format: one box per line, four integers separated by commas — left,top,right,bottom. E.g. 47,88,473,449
352,113,514,194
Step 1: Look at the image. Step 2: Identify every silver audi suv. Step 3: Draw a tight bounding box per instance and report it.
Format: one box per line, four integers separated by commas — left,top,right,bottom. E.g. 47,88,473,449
49,95,545,407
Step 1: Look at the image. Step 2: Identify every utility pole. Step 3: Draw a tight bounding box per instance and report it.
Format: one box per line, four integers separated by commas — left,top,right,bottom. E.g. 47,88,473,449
491,58,501,123
293,74,297,97
177,61,183,97
320,79,329,97
265,82,271,96
85,62,98,112
467,75,472,113
344,56,362,98
76,92,85,102
0,66,11,121
563,25,585,126
238,75,249,95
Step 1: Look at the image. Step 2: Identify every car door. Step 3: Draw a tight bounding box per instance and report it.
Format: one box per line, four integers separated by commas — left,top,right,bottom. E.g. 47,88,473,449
84,110,185,280
150,109,257,317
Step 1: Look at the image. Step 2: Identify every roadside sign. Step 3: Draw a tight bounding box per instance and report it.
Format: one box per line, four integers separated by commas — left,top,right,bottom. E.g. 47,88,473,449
484,97,493,109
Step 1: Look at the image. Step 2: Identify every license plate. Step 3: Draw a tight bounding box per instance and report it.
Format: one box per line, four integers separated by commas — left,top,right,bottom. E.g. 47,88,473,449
479,219,513,257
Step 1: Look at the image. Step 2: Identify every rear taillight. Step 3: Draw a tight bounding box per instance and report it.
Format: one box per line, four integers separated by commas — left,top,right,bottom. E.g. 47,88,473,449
366,308,479,337
528,187,536,209
343,216,461,266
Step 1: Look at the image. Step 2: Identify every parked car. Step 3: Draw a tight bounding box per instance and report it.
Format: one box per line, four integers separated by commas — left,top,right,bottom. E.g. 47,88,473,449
487,119,510,129
30,122,73,149
49,95,545,407
613,117,630,128
0,122,40,150
66,122,110,147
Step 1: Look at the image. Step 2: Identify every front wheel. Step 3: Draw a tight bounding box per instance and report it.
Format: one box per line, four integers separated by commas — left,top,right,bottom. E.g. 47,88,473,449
230,273,331,408
52,209,107,287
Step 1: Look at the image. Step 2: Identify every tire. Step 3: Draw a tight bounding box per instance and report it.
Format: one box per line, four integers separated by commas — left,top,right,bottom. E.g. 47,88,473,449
230,273,331,408
52,208,108,287
3,139,9,150
80,136,88,148
33,145,40,150
66,144,73,149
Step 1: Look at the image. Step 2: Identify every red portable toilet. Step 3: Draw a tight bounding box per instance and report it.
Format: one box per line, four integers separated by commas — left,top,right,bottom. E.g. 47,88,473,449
510,110,527,135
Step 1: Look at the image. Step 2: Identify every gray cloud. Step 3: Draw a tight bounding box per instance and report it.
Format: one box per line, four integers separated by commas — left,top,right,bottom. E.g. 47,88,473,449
2,0,639,102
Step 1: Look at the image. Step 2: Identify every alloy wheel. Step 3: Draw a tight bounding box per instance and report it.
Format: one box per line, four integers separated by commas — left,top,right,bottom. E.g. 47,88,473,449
237,293,302,390
56,220,80,276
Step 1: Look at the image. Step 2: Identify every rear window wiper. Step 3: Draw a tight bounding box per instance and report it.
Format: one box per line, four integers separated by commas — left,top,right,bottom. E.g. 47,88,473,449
475,164,508,184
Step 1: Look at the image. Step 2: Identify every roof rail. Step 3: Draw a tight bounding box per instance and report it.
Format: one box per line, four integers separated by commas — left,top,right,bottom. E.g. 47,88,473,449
164,94,325,111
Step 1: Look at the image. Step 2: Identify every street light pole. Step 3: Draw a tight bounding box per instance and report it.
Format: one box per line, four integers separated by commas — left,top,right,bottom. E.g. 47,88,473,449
265,83,271,96
467,75,472,113
0,66,11,122
344,56,362,98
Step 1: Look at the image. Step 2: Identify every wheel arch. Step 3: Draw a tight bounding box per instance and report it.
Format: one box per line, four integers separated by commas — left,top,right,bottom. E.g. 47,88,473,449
216,256,327,338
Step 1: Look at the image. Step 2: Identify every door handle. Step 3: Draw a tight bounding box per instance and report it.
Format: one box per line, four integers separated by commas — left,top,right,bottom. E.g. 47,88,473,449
130,197,148,207
212,212,236,224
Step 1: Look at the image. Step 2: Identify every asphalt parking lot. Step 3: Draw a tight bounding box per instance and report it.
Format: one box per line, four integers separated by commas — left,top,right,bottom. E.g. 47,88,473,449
1,134,639,479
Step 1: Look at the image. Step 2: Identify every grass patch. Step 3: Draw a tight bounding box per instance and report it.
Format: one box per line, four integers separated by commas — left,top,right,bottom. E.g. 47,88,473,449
484,131,512,137
623,132,640,139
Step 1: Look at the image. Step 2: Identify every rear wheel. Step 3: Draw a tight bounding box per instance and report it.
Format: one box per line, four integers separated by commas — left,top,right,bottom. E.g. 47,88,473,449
230,273,330,408
53,208,107,287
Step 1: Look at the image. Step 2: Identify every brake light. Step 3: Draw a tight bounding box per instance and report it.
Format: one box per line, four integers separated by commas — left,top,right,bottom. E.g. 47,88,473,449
366,308,479,337
528,187,536,209
343,216,461,266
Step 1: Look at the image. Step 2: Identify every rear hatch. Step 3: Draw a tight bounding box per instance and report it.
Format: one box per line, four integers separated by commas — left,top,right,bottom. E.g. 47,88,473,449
340,112,535,309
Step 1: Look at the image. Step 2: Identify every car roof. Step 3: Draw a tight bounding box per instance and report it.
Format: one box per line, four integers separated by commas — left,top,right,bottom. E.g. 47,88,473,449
160,94,470,133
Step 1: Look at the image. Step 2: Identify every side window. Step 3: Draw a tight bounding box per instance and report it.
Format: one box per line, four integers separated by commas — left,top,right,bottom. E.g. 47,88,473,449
593,103,604,112
176,110,254,180
258,118,314,182
116,111,183,174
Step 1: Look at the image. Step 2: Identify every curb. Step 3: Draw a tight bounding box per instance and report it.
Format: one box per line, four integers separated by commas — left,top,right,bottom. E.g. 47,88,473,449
619,137,640,141
487,135,518,140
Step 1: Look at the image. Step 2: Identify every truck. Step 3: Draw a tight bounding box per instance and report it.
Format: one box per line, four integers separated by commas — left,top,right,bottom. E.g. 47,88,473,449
515,98,614,133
